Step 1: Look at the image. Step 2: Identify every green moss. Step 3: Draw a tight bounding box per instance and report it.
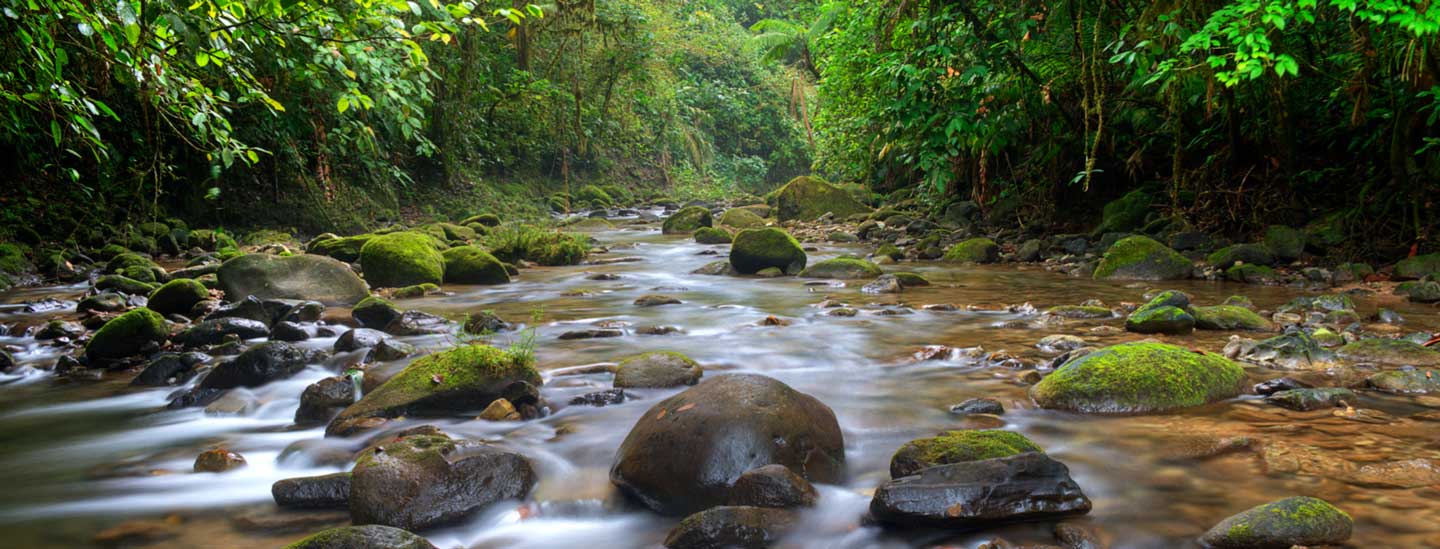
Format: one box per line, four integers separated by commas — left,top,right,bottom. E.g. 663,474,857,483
147,278,210,315
284,525,435,549
1396,253,1440,280
1093,189,1152,234
441,245,509,285
1202,496,1352,547
1264,225,1305,260
892,272,930,287
483,224,589,266
95,274,160,295
717,208,766,229
1030,342,1247,413
308,234,376,263
1093,236,1191,280
1125,305,1195,335
1208,243,1276,268
85,307,169,361
798,257,882,279
772,175,871,221
136,221,170,237
359,232,446,288
1335,338,1440,366
393,283,441,299
336,345,542,423
1226,264,1280,284
693,226,733,244
1045,305,1114,319
575,185,614,207
1192,305,1271,331
0,243,32,278
729,227,807,275
564,217,616,231
105,252,158,274
890,430,1043,478
240,229,294,246
875,244,903,260
462,213,502,227
662,206,713,234
431,222,477,242
942,238,998,263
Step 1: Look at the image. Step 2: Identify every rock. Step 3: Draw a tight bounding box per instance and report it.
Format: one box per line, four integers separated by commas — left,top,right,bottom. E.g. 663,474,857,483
477,398,520,421
1337,338,1440,366
1126,305,1194,335
889,430,1043,478
869,452,1091,528
1017,239,1043,262
1193,305,1272,331
1092,236,1191,280
772,176,870,221
1199,496,1352,548
85,308,168,362
383,310,452,336
372,339,415,361
35,319,84,340
950,398,1005,415
861,274,902,294
201,342,323,390
1366,370,1440,394
663,506,797,549
270,321,311,342
95,274,159,296
351,297,400,330
1227,264,1281,284
634,294,682,307
943,238,999,263
558,329,623,340
335,328,389,353
392,283,440,299
1253,377,1309,395
891,272,930,287
692,260,738,276
1094,189,1151,234
694,227,734,244
297,376,357,424
614,351,703,388
610,374,845,515
1265,388,1356,411
284,525,437,549
1395,253,1440,280
798,258,882,279
174,317,270,346
327,345,541,436
217,254,369,306
1045,305,1113,319
1037,335,1086,353
662,206,714,234
1242,331,1333,370
208,295,275,326
132,352,207,386
273,473,352,510
1209,243,1276,268
358,232,445,288
729,228,807,275
570,389,629,406
77,292,128,314
147,279,210,316
308,235,375,263
441,246,509,285
718,208,766,229
1031,342,1246,413
1264,226,1305,261
726,464,818,508
194,448,247,472
349,432,535,530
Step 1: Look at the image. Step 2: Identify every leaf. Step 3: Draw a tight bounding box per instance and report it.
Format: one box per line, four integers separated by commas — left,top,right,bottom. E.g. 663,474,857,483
337,97,350,113
196,51,210,67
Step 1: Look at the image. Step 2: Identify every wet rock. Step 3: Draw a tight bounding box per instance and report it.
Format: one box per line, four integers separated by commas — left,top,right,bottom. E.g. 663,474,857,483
663,506,797,549
463,311,512,334
1037,335,1086,353
335,328,389,353
358,232,445,288
943,238,999,263
92,518,181,546
270,321,310,342
890,430,1043,478
570,389,629,407
1031,342,1246,414
200,341,324,390
1199,496,1352,548
861,274,902,294
77,292,128,314
371,338,415,361
726,464,818,508
85,307,169,362
869,452,1091,528
1209,243,1276,269
273,472,352,510
349,432,535,530
285,525,437,549
296,376,357,424
1366,369,1440,394
610,374,845,516
613,351,702,388
383,310,452,336
217,253,369,306
662,206,713,235
1253,377,1309,396
477,398,520,421
147,279,210,316
1265,388,1356,411
194,448,247,472
729,228,807,275
798,257,882,279
1045,305,1114,319
1124,290,1193,335
634,294,682,307
1242,331,1333,370
286,301,326,323
1336,338,1440,367
692,260,739,276
772,176,869,221
441,246,510,285
637,325,682,335
1193,305,1272,331
35,320,84,340
1092,236,1191,280
950,398,1005,415
558,329,623,340
174,317,269,346
352,297,401,330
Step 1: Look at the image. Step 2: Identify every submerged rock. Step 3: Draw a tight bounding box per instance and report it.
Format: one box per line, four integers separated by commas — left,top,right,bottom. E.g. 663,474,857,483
1366,369,1440,394
1030,342,1246,414
1265,388,1356,411
194,448,247,472
200,342,324,390
1199,496,1352,548
949,398,1005,416
284,524,436,549
296,376,357,424
798,258,882,279
663,506,797,549
217,253,369,306
613,351,702,388
869,452,1091,528
273,472,352,510
726,464,818,508
174,317,269,346
1336,338,1440,367
349,431,534,531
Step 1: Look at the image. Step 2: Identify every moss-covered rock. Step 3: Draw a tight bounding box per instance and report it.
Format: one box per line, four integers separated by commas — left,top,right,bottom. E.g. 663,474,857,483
308,234,375,263
106,252,160,275
1093,189,1152,235
1396,253,1440,280
874,244,903,261
352,296,400,329
217,253,370,306
461,213,502,227
798,258,882,279
718,208,766,229
729,228,807,275
86,307,168,362
1227,264,1281,284
1264,225,1305,261
441,246,509,285
95,274,160,296
327,345,541,436
1192,305,1272,331
772,176,870,221
942,238,999,263
1265,387,1356,411
148,279,210,316
693,227,734,244
662,206,713,235
889,430,1043,478
575,184,614,207
392,283,441,299
1365,369,1440,394
565,217,615,231
284,525,436,549
1199,496,1352,548
892,272,931,287
359,232,446,288
614,351,703,388
483,225,589,266
1208,243,1276,269
1045,305,1115,319
1335,338,1440,367
1030,342,1246,414
1125,305,1194,335
1092,236,1191,280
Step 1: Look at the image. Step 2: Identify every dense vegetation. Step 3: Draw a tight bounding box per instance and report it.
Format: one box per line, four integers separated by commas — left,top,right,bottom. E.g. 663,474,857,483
1,0,1437,257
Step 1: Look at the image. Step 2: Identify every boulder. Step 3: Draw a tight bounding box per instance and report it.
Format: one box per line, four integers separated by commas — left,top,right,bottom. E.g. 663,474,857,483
284,525,436,549
273,472,352,510
147,279,210,316
95,274,159,295
613,351,703,388
1030,342,1246,413
334,328,389,353
950,398,1005,415
663,506,797,549
868,452,1091,528
296,376,357,424
132,352,207,386
772,176,870,221
662,206,713,235
718,208,766,229
942,238,999,263
1093,190,1152,234
693,227,734,244
726,464,818,508
174,317,270,346
85,308,169,362
358,232,445,288
729,228,807,275
1125,291,1195,335
1092,236,1191,280
441,246,509,285
1199,496,1352,548
1265,388,1356,411
349,432,534,530
889,430,1043,478
308,235,375,263
1336,338,1440,367
1395,253,1440,280
610,374,845,516
1193,305,1272,331
1208,243,1276,269
217,254,369,306
1366,370,1440,394
352,297,400,330
798,258,882,279
200,342,324,390
1264,225,1305,261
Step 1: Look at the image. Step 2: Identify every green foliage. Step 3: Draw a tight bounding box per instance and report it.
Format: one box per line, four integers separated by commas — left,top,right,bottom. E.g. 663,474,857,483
482,224,588,266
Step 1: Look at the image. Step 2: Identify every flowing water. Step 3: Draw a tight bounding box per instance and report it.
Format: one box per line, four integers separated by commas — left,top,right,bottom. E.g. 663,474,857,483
2,223,1439,548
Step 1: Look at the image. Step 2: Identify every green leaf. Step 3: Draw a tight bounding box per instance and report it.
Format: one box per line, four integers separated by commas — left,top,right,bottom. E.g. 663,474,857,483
196,51,210,67
337,97,350,113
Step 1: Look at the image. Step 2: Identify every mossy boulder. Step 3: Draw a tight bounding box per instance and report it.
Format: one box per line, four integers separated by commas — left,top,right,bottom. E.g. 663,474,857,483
106,252,160,276
693,227,734,244
614,351,703,388
575,184,614,207
1395,253,1440,280
359,232,446,288
1045,305,1115,319
1125,306,1195,335
1335,338,1440,367
718,208,766,229
392,283,441,299
1030,342,1247,414
729,228,807,275
1093,189,1152,235
1227,264,1281,284
662,206,713,235
217,253,370,306
1208,244,1276,269
772,176,870,221
889,430,1043,478
95,274,160,295
284,525,436,549
352,296,401,329
1264,225,1305,261
483,225,590,266
85,308,169,362
1199,496,1352,548
462,213,502,227
308,235,375,263
1193,305,1271,331
440,246,509,285
565,217,615,231
1365,370,1440,394
327,345,541,436
148,279,210,316
798,258,882,279
943,238,999,263
1092,236,1191,280
349,432,535,531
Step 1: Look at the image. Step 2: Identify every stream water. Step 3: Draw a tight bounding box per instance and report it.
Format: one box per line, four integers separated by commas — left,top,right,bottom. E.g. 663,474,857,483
1,223,1438,548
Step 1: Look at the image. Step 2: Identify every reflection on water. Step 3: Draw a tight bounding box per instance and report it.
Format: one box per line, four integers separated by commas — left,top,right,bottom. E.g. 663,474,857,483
1,227,1437,548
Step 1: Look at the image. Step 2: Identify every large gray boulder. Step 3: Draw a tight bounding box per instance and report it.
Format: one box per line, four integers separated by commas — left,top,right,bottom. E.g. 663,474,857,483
218,253,369,306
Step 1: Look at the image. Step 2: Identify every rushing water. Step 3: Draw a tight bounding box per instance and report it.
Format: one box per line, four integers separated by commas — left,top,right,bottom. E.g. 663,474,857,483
2,224,1439,548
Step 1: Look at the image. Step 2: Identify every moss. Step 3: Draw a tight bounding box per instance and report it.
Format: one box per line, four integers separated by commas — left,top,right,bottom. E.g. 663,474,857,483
95,274,160,295
942,238,999,263
1093,189,1152,234
1192,305,1271,331
892,272,930,287
336,345,541,423
308,234,375,263
359,232,446,288
431,222,477,242
240,229,294,246
393,283,441,299
105,252,158,274
1396,253,1440,280
1208,243,1276,268
1045,305,1114,319
440,245,509,285
875,244,903,260
575,185,614,207
772,175,871,221
148,278,209,315
1125,305,1195,335
85,307,169,361
1201,496,1352,547
1335,338,1440,366
1030,342,1247,414
462,213,502,227
717,208,766,229
693,226,733,244
662,206,713,234
483,224,589,266
352,296,399,328
1264,225,1305,261
564,217,616,231
284,525,436,549
1093,236,1191,280
890,430,1043,478
0,244,32,278
729,228,807,275
1226,264,1280,284
798,257,882,279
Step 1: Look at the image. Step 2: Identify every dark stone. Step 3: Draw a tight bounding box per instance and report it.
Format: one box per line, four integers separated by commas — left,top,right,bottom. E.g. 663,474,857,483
726,464,818,508
663,506,797,549
285,525,436,549
270,321,311,342
77,292,128,314
463,311,512,334
132,352,207,386
1253,377,1309,396
1265,388,1356,411
383,310,452,336
569,389,629,407
199,342,324,390
1198,496,1352,548
174,317,270,346
335,328,389,353
868,452,1091,528
559,329,623,340
296,376,357,424
349,433,535,531
165,387,227,409
208,296,274,326
950,398,1005,415
273,472,352,510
